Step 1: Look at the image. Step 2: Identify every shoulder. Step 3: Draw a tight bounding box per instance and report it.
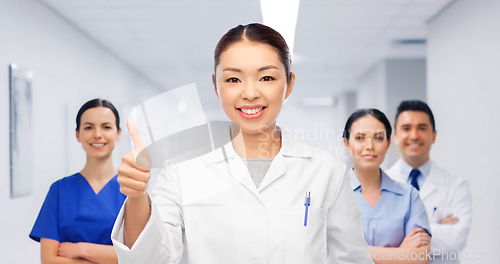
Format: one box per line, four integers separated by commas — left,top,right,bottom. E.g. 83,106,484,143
59,172,83,181
308,144,345,168
169,149,214,168
160,149,219,179
57,173,85,187
284,137,347,177
382,170,414,196
430,160,468,184
395,179,415,195
385,159,402,179
47,173,82,190
40,173,81,204
381,171,423,215
385,165,397,177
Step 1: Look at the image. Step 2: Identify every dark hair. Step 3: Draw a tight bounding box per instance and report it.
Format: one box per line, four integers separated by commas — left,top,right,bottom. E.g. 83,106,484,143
213,23,292,83
76,99,120,131
343,108,392,140
395,100,435,131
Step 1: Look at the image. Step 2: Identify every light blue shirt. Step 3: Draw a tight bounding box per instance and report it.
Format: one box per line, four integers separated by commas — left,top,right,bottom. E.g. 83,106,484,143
399,159,431,189
350,168,431,247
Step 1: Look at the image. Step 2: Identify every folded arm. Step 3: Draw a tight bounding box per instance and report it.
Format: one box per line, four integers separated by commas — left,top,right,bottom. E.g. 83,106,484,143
430,179,472,252
69,243,118,264
369,228,431,264
368,245,431,264
40,238,94,264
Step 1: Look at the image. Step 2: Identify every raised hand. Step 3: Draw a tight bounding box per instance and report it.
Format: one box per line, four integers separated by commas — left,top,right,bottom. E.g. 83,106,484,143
399,227,431,248
117,120,151,198
117,120,155,248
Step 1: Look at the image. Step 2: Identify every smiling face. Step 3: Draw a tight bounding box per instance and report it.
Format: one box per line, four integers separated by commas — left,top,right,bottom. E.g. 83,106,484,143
76,107,121,159
344,115,391,171
213,41,294,135
394,110,436,166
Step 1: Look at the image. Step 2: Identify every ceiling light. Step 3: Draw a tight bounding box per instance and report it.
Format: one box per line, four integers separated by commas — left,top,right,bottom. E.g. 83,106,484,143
261,0,300,58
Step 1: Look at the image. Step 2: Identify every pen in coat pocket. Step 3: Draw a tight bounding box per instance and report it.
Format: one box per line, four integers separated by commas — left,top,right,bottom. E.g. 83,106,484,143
304,191,311,226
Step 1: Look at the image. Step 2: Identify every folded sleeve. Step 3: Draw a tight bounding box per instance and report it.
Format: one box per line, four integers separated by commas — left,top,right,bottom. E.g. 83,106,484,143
111,160,185,264
327,165,374,264
405,186,432,236
29,182,60,242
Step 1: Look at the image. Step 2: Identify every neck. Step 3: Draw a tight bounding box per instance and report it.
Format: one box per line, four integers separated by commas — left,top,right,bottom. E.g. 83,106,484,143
80,154,117,182
403,155,429,169
231,122,281,159
353,165,381,192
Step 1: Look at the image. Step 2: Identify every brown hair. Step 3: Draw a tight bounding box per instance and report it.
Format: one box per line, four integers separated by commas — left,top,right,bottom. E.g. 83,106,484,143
76,99,120,131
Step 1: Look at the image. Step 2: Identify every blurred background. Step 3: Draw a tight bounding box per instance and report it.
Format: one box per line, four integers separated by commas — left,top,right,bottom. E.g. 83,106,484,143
0,0,498,263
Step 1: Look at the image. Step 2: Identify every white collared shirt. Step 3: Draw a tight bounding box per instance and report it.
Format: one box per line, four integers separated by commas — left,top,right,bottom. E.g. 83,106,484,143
111,129,373,264
399,159,432,188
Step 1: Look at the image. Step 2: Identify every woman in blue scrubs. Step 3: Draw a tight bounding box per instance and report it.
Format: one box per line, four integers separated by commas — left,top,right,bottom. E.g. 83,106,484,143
343,108,431,264
30,99,125,264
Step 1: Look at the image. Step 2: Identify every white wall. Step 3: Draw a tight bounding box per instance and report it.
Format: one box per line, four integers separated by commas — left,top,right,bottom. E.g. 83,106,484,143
427,0,500,263
385,59,427,125
356,59,427,169
333,91,357,167
357,62,387,112
279,101,342,158
384,59,427,169
0,0,160,263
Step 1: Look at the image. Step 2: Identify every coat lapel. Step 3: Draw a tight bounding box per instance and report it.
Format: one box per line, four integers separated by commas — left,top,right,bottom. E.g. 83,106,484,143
204,127,311,198
228,155,262,198
419,161,445,200
257,151,286,191
388,159,445,200
217,142,262,198
258,130,311,191
204,134,261,198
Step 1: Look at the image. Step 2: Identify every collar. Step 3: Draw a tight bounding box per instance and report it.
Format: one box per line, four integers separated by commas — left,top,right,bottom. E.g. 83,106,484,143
350,168,405,195
350,168,362,191
400,158,432,182
205,126,312,165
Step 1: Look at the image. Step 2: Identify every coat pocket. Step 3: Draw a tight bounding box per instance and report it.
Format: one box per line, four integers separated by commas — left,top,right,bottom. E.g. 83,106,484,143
285,206,327,264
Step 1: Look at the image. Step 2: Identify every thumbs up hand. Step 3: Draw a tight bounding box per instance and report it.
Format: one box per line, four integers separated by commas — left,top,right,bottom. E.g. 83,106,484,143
117,120,152,198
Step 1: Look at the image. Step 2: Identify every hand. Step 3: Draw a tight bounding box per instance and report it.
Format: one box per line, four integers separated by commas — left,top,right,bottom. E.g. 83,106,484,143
58,242,81,259
399,227,431,249
440,214,459,225
117,120,152,198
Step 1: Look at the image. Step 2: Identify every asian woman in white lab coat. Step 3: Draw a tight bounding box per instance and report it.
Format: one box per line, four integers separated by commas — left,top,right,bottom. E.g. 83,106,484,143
111,23,373,264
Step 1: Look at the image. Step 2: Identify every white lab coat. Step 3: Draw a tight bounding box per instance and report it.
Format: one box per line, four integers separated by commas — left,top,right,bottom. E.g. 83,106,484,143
386,159,472,264
111,129,373,264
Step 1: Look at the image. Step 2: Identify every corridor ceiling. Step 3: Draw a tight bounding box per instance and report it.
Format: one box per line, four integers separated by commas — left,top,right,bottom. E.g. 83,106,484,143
40,0,453,107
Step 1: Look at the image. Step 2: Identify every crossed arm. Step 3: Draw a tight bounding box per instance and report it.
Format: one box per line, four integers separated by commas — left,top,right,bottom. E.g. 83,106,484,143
368,228,431,264
41,238,118,264
430,179,472,252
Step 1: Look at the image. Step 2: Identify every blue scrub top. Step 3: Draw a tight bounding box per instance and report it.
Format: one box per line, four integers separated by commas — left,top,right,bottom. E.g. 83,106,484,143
29,173,126,245
350,168,430,247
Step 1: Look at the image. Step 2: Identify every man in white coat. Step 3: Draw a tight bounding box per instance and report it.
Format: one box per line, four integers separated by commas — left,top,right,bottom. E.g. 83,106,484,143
386,100,472,264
